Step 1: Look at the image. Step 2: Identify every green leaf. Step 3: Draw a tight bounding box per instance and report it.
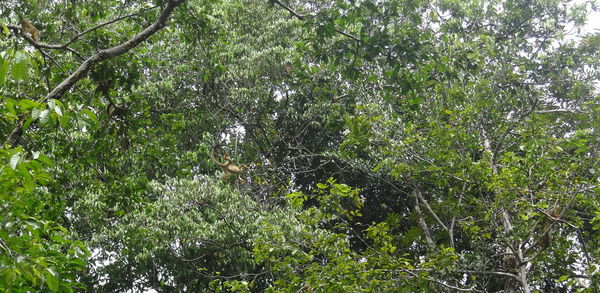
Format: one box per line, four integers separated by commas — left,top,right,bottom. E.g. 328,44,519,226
19,99,39,110
22,116,34,131
12,52,28,81
39,109,50,124
36,153,54,167
81,109,99,126
9,153,21,170
44,268,59,292
59,113,69,128
31,107,41,120
54,105,63,117
0,58,10,85
2,23,9,36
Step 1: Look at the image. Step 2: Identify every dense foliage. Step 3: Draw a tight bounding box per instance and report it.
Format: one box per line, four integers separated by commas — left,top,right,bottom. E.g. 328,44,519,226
1,0,599,292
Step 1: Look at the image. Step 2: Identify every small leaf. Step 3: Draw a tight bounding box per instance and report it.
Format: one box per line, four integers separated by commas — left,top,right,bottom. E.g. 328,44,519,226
19,99,38,110
12,52,28,81
22,117,33,131
36,153,54,167
31,107,41,120
9,153,21,170
39,109,50,124
44,268,59,292
59,113,69,128
54,105,63,117
2,24,9,36
81,109,99,126
0,59,10,85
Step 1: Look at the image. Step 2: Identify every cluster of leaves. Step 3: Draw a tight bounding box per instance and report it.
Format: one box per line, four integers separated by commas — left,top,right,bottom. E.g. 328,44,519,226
0,148,88,291
1,0,599,292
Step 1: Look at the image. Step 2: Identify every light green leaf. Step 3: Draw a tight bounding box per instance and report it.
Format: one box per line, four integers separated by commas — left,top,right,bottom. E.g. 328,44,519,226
31,107,41,120
0,59,10,85
12,52,28,81
81,109,99,126
54,105,63,117
44,268,59,292
39,109,50,124
19,99,39,110
36,153,54,167
9,153,21,170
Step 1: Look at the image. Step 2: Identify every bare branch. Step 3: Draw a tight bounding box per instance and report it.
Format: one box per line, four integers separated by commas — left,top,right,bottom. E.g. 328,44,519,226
416,191,448,230
458,270,521,280
534,108,585,114
268,0,360,42
412,189,435,249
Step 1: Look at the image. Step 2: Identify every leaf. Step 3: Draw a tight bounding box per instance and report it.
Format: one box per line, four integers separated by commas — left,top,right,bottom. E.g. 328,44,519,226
12,52,28,81
22,116,34,131
39,109,50,124
19,99,39,110
2,24,9,36
59,113,69,128
44,268,59,292
81,109,99,126
54,105,63,117
36,153,54,167
0,58,10,85
9,153,21,170
31,107,41,120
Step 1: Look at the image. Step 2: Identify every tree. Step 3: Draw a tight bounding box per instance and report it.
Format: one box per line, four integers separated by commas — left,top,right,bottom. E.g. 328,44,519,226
1,0,598,291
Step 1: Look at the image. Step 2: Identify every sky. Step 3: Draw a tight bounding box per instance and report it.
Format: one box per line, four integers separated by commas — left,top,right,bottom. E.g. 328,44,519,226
577,0,600,33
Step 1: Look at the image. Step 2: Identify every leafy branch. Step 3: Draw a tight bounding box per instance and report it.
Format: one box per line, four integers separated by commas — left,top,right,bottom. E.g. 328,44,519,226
4,0,186,147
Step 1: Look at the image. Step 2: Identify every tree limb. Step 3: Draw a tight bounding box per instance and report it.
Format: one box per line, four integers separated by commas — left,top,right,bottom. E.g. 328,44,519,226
534,108,585,114
4,0,186,147
268,0,360,42
64,6,159,46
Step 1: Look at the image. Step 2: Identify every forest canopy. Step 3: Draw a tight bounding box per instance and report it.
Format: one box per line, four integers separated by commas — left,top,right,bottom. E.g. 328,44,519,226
1,0,599,292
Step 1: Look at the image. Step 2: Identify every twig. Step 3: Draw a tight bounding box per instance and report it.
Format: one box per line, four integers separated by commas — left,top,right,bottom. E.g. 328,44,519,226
268,0,360,42
534,108,585,114
65,6,158,46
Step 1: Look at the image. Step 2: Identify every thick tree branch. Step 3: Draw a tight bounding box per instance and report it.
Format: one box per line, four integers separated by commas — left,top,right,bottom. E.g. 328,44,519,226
269,0,306,19
46,0,183,103
4,0,185,147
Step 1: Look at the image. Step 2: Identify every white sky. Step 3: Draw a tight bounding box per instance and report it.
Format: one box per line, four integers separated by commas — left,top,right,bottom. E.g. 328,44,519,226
577,0,600,33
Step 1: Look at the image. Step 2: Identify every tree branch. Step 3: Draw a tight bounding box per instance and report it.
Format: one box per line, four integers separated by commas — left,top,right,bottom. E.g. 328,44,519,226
4,0,186,147
268,0,360,42
269,0,306,19
65,6,158,46
534,108,585,114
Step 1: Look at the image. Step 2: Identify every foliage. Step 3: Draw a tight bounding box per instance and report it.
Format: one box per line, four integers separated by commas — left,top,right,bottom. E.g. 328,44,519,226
1,0,599,292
